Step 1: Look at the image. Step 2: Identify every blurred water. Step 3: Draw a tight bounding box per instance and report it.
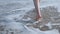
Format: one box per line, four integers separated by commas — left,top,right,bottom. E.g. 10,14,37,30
0,0,60,34
0,0,60,12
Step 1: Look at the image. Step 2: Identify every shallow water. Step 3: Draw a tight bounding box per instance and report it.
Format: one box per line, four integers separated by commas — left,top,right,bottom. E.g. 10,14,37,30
0,0,60,34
